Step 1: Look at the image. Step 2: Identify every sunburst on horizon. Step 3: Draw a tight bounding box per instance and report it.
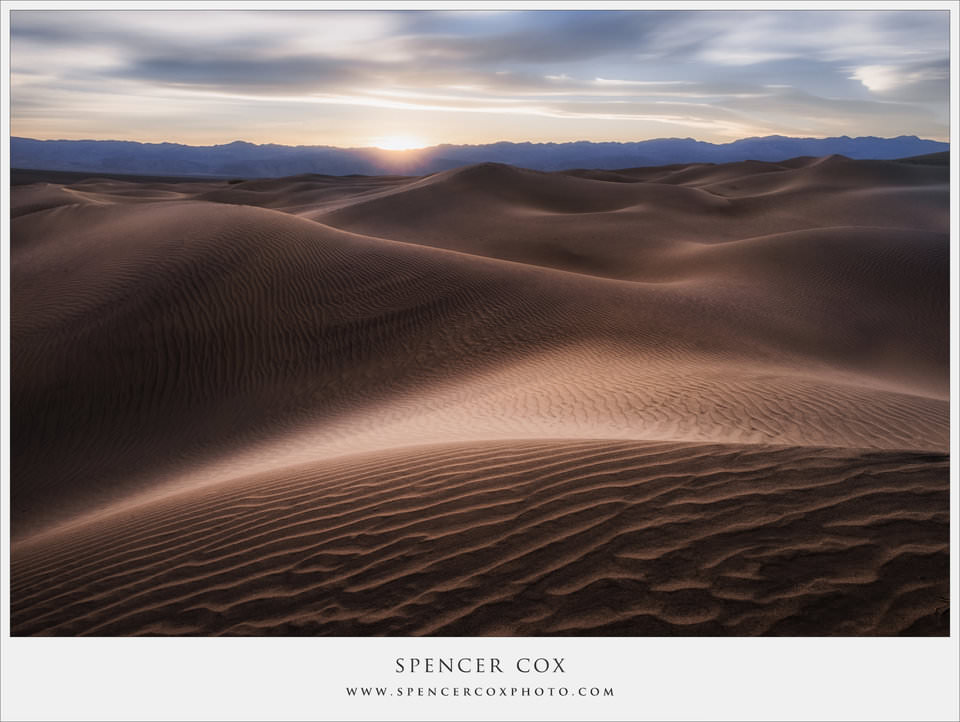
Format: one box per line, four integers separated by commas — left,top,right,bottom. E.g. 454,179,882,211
370,134,429,151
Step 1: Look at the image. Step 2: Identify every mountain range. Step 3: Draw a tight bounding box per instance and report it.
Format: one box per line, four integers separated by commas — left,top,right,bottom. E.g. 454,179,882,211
11,134,948,178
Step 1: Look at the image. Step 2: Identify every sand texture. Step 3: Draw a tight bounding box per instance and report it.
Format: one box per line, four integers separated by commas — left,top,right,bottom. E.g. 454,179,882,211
10,154,950,636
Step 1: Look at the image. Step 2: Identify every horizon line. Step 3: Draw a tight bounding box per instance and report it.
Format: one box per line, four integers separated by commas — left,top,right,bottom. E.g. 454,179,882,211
12,133,949,151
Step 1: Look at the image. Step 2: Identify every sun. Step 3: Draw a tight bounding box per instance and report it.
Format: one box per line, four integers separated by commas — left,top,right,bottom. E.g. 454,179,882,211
371,135,428,151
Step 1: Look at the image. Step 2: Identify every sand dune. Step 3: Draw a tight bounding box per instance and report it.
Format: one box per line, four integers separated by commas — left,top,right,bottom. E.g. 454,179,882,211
314,156,948,278
10,153,949,635
11,441,949,636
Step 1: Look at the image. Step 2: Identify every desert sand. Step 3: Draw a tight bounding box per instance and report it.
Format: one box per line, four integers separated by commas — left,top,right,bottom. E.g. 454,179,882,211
10,153,949,635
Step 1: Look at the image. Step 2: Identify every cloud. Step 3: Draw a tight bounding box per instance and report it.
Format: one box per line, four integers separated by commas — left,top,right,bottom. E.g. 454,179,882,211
11,10,405,63
680,10,948,66
397,11,678,64
112,54,374,92
851,60,949,100
9,9,950,145
724,86,947,138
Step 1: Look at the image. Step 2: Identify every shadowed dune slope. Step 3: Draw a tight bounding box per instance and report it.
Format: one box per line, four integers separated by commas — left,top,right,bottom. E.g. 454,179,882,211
313,157,947,279
11,440,949,636
12,195,947,534
13,200,597,532
10,154,950,636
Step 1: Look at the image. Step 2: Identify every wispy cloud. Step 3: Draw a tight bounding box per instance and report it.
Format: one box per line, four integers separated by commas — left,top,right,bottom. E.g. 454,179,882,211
10,9,949,145
851,59,949,100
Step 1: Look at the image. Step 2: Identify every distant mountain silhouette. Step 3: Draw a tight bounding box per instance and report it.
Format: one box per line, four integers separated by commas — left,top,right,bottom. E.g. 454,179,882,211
11,134,948,178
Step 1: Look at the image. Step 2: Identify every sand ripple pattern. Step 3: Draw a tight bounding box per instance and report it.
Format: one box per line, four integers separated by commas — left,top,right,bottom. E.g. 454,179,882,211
11,441,949,636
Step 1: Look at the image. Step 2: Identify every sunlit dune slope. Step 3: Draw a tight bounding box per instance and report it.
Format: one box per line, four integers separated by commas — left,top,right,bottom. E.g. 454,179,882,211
12,440,949,636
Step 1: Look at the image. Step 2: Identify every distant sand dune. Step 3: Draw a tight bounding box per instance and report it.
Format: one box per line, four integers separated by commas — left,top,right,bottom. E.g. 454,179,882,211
11,153,950,635
315,156,948,278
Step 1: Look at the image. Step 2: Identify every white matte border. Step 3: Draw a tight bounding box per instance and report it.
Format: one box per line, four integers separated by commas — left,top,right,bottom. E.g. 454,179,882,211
1,2,958,721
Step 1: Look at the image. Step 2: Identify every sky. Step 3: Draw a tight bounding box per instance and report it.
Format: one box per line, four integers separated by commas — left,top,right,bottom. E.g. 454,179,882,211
9,9,951,148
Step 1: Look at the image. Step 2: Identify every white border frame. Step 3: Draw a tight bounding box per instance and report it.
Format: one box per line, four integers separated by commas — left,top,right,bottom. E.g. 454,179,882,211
2,3,957,720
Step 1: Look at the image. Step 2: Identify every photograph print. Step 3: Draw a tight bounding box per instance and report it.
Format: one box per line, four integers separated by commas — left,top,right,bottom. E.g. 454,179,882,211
8,7,951,637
